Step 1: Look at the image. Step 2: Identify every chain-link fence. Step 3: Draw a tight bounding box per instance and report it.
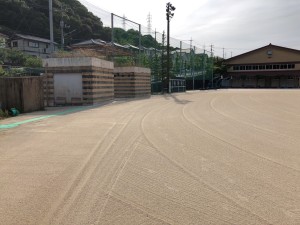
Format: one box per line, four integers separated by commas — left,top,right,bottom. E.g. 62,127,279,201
76,0,218,92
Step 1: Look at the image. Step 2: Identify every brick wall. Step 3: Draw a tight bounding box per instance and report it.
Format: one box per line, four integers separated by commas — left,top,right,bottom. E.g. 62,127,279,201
43,57,114,106
114,67,151,98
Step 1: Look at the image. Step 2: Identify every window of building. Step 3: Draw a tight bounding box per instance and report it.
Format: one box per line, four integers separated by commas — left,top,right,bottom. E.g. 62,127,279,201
233,66,239,70
280,64,288,69
28,41,39,48
12,41,18,47
266,65,272,69
232,63,295,71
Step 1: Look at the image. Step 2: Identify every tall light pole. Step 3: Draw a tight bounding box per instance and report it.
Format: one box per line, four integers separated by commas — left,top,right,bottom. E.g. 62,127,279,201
166,2,175,93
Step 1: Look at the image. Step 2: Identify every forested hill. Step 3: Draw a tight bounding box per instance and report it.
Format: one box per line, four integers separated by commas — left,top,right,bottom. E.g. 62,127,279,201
0,0,111,43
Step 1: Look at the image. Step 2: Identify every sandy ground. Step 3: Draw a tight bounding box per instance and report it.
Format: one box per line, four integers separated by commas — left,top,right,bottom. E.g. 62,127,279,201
0,89,299,225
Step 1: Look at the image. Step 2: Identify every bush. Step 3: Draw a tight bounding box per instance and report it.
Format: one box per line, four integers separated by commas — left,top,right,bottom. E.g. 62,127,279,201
0,109,9,119
0,66,7,76
0,49,42,67
114,56,135,67
24,56,42,68
7,49,27,66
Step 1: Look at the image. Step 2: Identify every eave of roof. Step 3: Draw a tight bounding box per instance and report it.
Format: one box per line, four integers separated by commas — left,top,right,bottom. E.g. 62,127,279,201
72,39,106,46
225,44,300,64
13,34,58,44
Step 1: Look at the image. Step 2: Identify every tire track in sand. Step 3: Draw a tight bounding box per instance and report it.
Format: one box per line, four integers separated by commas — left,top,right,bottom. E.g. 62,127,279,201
41,111,137,225
140,101,272,225
206,96,299,172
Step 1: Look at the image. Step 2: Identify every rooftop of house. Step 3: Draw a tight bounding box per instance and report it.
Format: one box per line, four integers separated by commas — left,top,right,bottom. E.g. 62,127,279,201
0,33,8,39
72,39,106,46
12,34,58,44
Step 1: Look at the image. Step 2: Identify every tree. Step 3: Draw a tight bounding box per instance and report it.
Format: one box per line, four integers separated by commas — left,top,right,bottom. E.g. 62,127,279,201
0,0,106,44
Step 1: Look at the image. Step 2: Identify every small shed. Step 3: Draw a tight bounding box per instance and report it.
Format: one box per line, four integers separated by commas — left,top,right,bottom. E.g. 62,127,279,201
43,57,114,106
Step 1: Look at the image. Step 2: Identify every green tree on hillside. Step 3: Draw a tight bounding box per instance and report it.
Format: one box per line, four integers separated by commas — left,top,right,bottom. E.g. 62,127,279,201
0,0,105,44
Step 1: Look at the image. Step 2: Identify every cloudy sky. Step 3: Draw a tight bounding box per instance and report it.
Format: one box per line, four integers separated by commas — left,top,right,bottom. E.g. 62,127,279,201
79,0,300,57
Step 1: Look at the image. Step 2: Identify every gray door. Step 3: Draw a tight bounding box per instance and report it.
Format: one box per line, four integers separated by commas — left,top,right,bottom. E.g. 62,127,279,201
54,73,82,105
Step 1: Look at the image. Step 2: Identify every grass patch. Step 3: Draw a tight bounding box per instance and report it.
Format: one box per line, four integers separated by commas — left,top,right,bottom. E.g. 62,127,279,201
0,109,10,120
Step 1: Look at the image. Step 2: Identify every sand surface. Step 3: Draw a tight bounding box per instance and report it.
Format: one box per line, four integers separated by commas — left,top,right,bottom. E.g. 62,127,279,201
0,89,299,225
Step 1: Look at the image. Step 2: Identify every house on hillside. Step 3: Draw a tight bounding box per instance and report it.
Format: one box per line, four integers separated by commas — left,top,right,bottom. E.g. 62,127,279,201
8,34,58,58
0,33,8,48
223,44,300,88
72,39,133,57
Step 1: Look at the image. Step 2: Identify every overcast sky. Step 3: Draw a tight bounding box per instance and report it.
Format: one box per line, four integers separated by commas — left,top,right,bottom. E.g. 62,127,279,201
78,0,300,57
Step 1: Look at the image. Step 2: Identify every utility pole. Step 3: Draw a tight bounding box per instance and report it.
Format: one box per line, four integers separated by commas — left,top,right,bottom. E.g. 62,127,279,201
180,41,182,77
111,13,114,62
161,31,165,93
49,0,54,53
154,29,157,81
190,39,194,90
210,44,214,88
138,24,141,66
60,4,64,49
166,2,175,93
111,13,114,43
202,49,206,90
193,46,196,88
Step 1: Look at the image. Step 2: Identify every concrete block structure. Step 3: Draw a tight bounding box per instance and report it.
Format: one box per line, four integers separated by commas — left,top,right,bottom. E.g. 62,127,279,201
43,57,114,106
114,67,151,98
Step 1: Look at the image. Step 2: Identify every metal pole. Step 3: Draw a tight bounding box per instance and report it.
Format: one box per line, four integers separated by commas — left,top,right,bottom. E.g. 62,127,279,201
161,31,165,93
49,0,54,53
203,50,205,90
60,5,64,50
154,29,157,81
167,18,170,93
45,63,49,106
111,13,114,43
193,46,196,90
190,39,194,90
139,24,141,66
111,13,114,62
211,45,213,88
180,41,182,76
